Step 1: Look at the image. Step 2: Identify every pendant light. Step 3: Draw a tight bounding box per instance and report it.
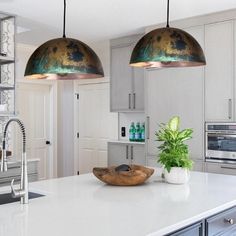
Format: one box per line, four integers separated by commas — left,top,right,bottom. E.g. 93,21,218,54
25,0,104,80
130,0,206,68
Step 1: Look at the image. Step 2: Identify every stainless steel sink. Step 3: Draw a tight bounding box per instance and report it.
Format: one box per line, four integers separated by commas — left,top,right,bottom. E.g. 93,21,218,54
0,192,44,205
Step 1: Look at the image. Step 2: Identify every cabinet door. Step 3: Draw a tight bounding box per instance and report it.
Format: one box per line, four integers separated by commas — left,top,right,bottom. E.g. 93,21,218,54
168,222,203,236
108,143,130,166
131,145,145,165
110,45,133,112
192,160,204,172
206,207,236,236
133,67,144,111
205,162,236,176
146,67,204,160
145,26,204,161
205,21,234,121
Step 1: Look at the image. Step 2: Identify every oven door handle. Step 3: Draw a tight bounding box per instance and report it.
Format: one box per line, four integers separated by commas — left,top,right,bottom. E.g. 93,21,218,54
207,133,236,138
220,165,236,170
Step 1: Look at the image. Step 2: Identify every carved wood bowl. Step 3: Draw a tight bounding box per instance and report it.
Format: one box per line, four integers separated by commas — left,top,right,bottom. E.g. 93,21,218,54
93,164,154,186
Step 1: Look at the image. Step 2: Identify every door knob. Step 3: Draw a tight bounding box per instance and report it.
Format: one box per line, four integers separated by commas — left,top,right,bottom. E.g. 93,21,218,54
46,141,51,145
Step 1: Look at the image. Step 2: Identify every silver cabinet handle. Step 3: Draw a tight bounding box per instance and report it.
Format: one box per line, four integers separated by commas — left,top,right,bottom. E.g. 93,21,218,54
228,99,232,120
131,146,133,160
221,166,236,170
133,93,136,109
146,116,150,139
224,218,234,225
128,94,131,109
126,145,129,159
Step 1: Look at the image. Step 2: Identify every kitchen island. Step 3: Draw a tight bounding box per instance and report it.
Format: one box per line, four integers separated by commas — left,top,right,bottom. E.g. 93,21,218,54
1,170,236,236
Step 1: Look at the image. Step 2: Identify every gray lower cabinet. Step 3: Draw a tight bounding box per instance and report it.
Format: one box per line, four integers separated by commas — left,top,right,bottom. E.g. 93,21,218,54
168,207,236,236
206,207,236,236
205,162,236,176
167,222,203,236
108,142,145,166
0,160,39,187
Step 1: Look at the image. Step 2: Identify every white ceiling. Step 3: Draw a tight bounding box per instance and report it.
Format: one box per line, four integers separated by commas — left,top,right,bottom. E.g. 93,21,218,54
1,0,236,46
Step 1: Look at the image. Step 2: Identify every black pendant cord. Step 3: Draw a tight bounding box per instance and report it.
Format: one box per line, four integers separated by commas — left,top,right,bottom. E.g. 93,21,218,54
166,0,170,28
63,0,66,38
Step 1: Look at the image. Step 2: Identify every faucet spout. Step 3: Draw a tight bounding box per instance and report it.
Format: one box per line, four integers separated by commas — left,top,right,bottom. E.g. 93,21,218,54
1,118,28,204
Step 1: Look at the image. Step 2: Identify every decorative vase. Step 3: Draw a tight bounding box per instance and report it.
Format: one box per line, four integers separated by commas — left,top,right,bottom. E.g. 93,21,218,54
164,167,190,184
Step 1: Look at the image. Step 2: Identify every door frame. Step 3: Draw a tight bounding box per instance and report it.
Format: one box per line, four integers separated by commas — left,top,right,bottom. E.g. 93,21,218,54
15,79,58,178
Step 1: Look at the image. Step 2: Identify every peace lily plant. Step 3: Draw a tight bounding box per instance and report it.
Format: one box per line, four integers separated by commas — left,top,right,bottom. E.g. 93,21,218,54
155,116,193,184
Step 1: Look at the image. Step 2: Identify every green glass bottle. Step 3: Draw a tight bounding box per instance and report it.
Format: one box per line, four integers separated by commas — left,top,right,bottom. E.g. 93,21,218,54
129,122,135,141
141,123,145,142
135,122,141,142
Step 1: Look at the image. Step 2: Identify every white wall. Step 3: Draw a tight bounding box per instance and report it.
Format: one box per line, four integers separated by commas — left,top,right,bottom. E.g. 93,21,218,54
16,43,36,81
90,40,110,78
57,81,74,177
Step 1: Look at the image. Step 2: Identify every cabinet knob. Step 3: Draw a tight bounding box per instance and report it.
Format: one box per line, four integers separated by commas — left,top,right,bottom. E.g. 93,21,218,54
225,218,234,225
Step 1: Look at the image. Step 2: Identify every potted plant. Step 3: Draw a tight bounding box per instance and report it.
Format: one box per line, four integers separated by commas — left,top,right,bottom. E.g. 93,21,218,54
155,116,193,184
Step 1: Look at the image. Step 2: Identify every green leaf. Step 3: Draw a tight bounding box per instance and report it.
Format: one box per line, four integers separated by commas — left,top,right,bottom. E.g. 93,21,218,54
168,116,180,132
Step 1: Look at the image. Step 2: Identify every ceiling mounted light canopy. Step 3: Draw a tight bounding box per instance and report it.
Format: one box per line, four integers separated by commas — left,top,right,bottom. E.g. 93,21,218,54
130,0,206,68
25,0,104,80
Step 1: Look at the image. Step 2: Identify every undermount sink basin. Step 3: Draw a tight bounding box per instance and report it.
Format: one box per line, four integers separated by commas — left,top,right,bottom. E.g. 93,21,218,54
0,192,44,205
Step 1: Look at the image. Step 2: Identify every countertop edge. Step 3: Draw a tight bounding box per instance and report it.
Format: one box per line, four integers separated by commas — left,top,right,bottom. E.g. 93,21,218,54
148,200,236,236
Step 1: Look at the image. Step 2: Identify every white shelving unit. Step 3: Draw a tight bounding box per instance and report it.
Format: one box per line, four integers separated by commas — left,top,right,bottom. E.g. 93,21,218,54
0,12,16,148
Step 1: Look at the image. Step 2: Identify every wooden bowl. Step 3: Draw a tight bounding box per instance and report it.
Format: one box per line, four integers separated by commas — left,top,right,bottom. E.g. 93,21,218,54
93,164,154,186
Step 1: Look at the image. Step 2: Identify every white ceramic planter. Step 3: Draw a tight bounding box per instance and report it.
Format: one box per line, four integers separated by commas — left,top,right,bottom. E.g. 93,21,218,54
164,167,190,184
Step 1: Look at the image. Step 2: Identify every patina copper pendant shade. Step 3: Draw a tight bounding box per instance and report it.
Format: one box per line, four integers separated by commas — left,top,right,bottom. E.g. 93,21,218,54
25,0,104,80
130,27,206,68
130,0,206,68
25,37,104,80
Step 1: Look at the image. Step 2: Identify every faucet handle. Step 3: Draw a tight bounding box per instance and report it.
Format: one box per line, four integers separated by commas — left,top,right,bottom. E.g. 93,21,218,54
11,179,24,198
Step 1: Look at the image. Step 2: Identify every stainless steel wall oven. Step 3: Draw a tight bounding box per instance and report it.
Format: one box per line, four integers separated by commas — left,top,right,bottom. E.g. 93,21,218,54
206,123,236,163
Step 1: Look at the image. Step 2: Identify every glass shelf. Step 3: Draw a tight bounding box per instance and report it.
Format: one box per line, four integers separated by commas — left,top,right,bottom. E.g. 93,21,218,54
0,84,14,90
0,112,16,117
0,56,14,65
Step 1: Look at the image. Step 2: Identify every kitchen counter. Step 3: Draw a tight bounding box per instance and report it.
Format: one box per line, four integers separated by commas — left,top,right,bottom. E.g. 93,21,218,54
1,170,236,236
109,140,145,145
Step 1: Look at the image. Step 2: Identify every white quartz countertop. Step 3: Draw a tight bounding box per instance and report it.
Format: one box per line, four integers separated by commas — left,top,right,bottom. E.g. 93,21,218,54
109,140,145,145
1,170,236,236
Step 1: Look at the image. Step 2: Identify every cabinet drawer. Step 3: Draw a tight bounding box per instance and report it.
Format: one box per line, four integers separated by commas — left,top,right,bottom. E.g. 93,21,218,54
206,207,236,235
205,162,236,176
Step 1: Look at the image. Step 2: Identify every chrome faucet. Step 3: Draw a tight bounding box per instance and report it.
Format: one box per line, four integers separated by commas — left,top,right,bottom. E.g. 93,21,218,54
1,118,28,204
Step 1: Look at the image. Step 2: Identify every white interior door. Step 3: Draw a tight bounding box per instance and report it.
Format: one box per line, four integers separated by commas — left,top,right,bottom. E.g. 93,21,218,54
15,82,51,180
75,82,118,174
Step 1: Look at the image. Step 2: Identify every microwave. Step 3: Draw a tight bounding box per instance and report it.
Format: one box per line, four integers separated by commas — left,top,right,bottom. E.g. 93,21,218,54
205,123,236,163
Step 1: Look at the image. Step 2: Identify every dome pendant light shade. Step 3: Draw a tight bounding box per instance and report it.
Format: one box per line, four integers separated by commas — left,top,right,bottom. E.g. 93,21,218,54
25,0,104,80
130,0,206,68
25,37,104,80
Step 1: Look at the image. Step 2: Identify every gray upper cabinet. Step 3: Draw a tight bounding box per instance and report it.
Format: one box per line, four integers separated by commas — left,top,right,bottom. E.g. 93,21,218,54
110,34,144,112
133,67,145,111
205,21,234,122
